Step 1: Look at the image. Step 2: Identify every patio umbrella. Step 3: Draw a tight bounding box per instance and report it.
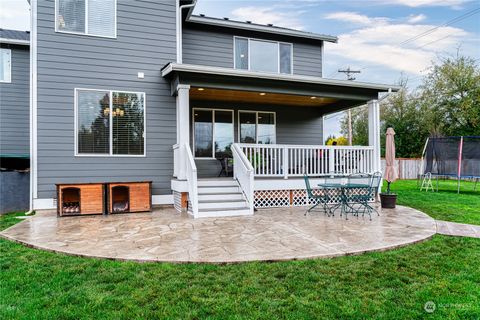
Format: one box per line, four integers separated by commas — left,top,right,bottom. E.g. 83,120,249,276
384,127,398,193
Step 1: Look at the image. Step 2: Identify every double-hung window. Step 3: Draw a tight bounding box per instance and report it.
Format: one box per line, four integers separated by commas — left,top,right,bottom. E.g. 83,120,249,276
193,109,234,158
0,49,11,83
56,0,116,38
239,111,276,144
234,37,292,74
76,89,145,156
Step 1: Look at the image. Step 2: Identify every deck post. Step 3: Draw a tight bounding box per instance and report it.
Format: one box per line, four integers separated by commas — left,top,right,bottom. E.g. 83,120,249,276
368,99,381,190
176,84,190,180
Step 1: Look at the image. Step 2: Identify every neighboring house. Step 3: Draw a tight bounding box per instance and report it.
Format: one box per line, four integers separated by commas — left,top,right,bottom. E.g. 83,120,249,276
27,0,399,217
0,29,30,213
0,29,30,166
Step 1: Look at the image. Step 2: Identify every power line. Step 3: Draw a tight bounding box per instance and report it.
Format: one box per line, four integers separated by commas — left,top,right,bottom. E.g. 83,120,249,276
399,7,480,46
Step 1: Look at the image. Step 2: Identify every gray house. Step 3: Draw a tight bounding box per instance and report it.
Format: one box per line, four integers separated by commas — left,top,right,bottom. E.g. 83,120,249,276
27,0,399,218
0,29,30,213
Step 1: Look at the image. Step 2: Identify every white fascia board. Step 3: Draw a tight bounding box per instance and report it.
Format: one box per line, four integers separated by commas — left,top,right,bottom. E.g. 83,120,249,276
162,63,401,92
187,15,338,43
0,38,30,46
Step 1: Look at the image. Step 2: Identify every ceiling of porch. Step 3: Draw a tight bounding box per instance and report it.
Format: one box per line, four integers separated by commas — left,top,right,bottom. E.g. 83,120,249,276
190,87,339,108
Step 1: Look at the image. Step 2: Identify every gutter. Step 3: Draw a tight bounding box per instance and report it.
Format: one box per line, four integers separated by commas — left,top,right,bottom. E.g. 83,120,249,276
0,38,30,46
177,0,197,64
162,63,401,92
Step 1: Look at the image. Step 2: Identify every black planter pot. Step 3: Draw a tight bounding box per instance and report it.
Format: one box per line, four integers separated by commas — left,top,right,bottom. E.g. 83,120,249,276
380,193,397,208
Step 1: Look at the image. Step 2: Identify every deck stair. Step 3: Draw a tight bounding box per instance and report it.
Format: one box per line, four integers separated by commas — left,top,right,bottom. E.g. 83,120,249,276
195,178,252,218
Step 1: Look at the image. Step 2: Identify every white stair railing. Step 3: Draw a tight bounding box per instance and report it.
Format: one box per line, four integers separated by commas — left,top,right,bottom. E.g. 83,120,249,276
184,143,198,218
238,144,375,178
232,143,254,212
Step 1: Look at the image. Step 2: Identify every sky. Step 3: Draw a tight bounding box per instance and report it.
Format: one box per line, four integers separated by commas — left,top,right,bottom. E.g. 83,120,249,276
1,0,479,137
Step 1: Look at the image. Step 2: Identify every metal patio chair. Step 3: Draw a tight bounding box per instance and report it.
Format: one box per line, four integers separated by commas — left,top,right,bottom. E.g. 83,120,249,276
346,172,382,220
303,175,331,216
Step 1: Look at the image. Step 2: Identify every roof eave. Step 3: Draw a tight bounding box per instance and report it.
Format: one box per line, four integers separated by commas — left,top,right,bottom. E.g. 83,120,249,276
162,63,401,92
0,38,30,46
186,15,338,43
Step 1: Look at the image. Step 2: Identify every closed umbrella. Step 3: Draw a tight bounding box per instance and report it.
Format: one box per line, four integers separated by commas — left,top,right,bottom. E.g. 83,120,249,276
384,127,398,193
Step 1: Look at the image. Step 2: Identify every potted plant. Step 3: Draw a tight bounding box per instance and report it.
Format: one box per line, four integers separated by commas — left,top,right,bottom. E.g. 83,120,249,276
380,181,397,208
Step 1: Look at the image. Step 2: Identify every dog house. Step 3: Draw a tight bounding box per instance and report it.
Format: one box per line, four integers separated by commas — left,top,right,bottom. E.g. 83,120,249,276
107,181,152,214
56,183,105,216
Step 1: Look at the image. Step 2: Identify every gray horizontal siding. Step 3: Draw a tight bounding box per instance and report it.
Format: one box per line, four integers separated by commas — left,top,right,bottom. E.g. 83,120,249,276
190,102,324,177
182,25,323,77
0,45,30,157
36,0,177,199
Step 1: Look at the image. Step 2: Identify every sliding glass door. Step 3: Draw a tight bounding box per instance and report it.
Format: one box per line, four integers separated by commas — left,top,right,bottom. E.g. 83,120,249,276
193,109,234,158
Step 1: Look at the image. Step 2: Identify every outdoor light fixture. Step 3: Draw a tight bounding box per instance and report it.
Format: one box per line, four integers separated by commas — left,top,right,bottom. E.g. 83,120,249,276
310,96,317,99
259,92,266,96
197,88,205,91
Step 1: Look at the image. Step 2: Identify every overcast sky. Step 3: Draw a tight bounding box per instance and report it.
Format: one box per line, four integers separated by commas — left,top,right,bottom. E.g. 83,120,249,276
1,0,479,137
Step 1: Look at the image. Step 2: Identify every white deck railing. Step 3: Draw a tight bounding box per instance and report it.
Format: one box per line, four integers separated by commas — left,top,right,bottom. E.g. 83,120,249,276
232,144,254,212
237,143,375,178
184,143,198,218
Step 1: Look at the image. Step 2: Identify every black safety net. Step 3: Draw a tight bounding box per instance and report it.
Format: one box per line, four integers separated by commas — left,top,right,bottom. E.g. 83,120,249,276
423,136,480,178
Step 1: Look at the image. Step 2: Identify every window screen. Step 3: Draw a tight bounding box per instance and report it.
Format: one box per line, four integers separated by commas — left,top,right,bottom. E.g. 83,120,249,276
0,49,11,83
112,92,145,155
77,90,110,154
279,43,292,74
57,0,115,37
235,38,248,70
57,0,86,33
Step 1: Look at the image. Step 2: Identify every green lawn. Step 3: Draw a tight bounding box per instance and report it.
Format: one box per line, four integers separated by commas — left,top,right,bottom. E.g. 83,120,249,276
1,212,480,319
388,179,480,225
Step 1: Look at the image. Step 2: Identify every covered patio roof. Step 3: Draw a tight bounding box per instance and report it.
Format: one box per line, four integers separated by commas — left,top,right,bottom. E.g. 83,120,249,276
162,63,401,114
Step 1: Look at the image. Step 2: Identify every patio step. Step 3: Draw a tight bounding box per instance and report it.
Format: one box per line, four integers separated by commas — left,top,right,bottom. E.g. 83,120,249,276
197,207,252,218
197,178,238,187
197,186,240,194
199,199,249,210
198,193,245,201
194,179,253,218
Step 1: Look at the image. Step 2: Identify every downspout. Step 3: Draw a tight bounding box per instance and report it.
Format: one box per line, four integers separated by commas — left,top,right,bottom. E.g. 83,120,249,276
26,0,36,215
177,0,197,64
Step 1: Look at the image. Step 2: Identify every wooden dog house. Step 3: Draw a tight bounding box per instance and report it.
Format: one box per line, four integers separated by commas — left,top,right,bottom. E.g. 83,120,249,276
56,183,105,216
107,181,152,214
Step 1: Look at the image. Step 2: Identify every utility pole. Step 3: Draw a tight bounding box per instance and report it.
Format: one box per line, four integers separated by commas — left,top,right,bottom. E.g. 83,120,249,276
338,67,361,145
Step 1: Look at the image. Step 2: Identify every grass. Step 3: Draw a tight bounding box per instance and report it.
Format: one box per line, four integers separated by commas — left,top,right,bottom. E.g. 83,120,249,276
1,212,480,319
388,179,480,225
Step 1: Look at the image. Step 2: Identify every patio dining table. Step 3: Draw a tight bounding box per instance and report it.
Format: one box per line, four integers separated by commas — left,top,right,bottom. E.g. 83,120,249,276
317,182,370,219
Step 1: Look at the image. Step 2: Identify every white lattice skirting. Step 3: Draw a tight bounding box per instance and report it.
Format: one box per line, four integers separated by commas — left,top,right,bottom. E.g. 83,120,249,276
254,188,374,208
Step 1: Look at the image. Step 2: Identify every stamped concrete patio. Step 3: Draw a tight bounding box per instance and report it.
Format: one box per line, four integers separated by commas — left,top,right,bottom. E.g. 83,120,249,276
1,205,436,263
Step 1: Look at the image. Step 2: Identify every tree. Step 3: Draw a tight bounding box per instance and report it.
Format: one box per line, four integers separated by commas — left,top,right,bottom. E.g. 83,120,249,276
325,136,348,146
420,54,480,137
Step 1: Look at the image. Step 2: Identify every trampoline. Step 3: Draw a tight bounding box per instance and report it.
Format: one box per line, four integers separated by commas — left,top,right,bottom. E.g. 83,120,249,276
420,136,480,193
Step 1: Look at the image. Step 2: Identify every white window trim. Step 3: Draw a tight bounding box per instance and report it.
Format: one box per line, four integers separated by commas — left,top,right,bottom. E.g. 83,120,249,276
74,88,146,157
233,36,293,75
238,110,276,144
0,48,12,83
55,0,117,39
192,108,235,159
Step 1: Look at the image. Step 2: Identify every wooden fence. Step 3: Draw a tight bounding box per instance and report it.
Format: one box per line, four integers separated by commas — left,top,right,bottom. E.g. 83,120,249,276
381,158,422,179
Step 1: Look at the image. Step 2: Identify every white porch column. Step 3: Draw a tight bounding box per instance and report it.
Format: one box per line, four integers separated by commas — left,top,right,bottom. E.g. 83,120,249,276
176,84,190,180
368,99,381,173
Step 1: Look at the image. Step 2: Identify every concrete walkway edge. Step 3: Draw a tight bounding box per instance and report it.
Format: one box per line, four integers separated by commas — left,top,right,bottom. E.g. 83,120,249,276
436,220,480,238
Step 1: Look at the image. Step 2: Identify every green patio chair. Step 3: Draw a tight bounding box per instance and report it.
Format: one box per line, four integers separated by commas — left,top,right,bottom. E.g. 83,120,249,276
303,175,331,216
348,171,382,220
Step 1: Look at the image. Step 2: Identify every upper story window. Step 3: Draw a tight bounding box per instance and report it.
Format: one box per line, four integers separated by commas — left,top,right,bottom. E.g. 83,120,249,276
56,0,116,38
76,89,145,156
0,49,11,83
234,37,292,74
